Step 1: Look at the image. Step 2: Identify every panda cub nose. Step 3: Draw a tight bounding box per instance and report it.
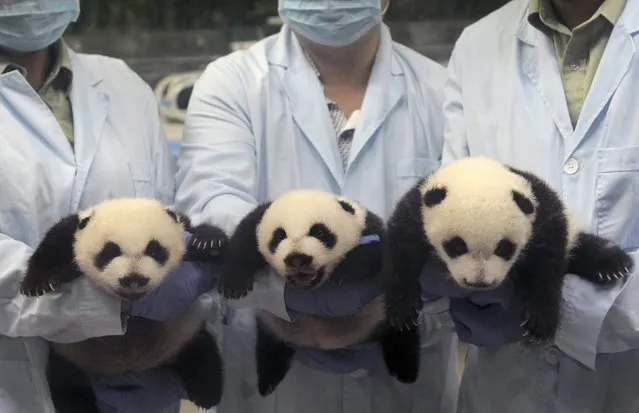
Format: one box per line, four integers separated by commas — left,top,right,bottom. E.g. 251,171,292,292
119,273,150,289
284,253,313,269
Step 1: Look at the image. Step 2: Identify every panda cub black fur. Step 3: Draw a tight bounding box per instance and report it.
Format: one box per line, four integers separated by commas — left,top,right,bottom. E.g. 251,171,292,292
20,198,228,412
385,156,634,343
217,189,420,396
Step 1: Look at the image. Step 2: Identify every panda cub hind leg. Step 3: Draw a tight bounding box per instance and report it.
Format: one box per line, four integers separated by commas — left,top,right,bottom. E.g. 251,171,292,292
381,326,420,384
256,320,295,397
567,232,634,284
168,329,224,409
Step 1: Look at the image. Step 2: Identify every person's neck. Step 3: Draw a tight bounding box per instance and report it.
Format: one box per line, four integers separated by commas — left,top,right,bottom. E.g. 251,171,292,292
301,27,381,88
1,48,50,90
550,0,606,29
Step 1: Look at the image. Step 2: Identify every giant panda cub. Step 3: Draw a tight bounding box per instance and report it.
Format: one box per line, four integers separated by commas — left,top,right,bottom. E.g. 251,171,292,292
217,189,420,396
385,156,634,344
20,198,228,412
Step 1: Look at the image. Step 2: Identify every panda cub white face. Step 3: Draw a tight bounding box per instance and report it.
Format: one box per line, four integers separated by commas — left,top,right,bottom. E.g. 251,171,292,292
73,199,186,299
420,157,538,290
256,190,367,290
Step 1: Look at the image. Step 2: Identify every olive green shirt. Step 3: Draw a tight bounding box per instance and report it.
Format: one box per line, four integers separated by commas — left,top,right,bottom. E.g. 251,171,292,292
0,40,74,145
528,0,627,126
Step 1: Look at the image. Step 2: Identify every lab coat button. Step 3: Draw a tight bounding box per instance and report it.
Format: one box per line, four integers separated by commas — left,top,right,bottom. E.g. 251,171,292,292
563,158,579,175
570,61,581,71
545,347,559,365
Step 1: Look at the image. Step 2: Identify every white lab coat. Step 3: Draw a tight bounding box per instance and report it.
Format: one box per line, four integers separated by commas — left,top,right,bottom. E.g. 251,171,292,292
0,50,177,413
175,24,459,413
443,0,639,412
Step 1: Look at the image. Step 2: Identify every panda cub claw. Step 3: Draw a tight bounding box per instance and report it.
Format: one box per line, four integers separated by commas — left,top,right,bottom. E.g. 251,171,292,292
519,311,554,346
185,224,228,262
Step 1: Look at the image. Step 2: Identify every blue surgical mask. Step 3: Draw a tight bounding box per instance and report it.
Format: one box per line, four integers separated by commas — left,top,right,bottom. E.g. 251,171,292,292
279,0,384,47
0,0,80,53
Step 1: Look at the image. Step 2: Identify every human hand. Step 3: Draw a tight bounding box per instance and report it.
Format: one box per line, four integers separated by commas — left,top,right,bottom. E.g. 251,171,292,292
284,274,383,317
88,367,185,413
130,234,214,321
421,266,523,347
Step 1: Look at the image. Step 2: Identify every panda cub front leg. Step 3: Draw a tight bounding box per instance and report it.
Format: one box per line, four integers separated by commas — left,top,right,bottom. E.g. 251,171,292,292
218,204,271,299
566,232,633,284
513,252,566,345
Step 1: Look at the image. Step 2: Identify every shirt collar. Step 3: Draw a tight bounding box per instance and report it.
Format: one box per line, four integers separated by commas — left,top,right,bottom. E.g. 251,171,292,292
0,39,73,95
527,0,626,34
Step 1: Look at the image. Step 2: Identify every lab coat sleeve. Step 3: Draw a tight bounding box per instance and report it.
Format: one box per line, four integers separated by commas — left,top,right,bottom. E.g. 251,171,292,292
0,233,123,341
175,57,290,321
441,36,470,166
596,250,639,352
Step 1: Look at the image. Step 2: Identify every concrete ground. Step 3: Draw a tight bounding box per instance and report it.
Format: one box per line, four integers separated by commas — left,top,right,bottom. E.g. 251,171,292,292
179,343,468,412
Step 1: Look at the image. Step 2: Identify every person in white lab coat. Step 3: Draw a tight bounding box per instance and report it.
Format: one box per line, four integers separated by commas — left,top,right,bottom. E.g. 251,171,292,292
430,0,639,411
174,0,460,412
0,1,213,412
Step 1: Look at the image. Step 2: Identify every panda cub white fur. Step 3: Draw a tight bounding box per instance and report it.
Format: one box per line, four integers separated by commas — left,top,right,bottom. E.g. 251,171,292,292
217,189,420,396
20,198,228,412
385,156,634,343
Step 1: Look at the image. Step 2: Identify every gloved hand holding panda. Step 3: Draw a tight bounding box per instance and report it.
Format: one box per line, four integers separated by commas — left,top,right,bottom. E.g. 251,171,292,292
385,156,634,345
216,189,421,396
20,198,228,412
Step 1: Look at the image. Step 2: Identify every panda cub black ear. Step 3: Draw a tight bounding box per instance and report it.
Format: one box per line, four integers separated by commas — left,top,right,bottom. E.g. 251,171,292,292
423,187,447,207
78,215,91,229
512,191,535,215
338,200,356,215
165,208,193,231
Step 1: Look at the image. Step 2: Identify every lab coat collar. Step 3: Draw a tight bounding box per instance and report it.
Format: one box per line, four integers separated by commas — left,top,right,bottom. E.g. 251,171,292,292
270,24,403,185
515,0,637,154
67,49,110,211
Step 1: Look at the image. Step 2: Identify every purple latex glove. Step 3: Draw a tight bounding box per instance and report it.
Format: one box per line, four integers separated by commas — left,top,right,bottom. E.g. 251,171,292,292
131,234,215,321
420,265,524,347
88,368,185,413
284,274,383,317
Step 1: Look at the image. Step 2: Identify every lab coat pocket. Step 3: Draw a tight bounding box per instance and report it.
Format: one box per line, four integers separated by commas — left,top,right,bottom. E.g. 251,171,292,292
128,162,156,199
394,157,440,201
0,361,43,412
594,147,639,249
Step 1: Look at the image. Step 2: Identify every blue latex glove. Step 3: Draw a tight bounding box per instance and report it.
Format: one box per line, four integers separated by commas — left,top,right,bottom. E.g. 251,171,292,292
420,266,524,347
88,368,185,413
131,235,214,321
284,274,383,317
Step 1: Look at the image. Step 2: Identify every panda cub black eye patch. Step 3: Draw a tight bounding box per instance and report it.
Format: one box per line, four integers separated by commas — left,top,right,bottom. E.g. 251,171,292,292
144,240,169,265
443,236,468,259
269,227,287,254
494,239,516,261
94,242,122,271
309,223,336,249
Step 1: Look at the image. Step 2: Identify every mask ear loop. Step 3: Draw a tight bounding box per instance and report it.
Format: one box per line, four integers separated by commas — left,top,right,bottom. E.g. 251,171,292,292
381,1,389,16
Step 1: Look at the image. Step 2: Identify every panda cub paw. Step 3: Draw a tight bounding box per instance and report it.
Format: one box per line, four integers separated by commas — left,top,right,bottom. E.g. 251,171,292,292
385,281,423,331
217,267,255,299
567,233,634,285
519,308,556,346
184,224,228,262
589,243,633,285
